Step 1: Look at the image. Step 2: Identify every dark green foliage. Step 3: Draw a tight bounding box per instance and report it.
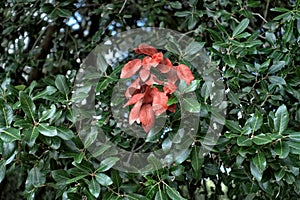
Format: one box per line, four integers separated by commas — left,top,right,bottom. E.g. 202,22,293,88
1,0,300,199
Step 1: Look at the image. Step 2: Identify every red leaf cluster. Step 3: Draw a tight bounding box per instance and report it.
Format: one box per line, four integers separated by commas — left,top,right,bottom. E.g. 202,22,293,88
120,44,194,132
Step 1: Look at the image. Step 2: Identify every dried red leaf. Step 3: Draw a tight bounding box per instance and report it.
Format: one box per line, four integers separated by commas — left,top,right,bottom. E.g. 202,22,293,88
134,44,158,56
120,59,142,78
151,52,163,66
175,64,194,85
167,104,176,112
139,68,150,82
142,56,152,70
128,99,143,125
163,82,177,94
125,78,141,98
152,89,168,116
166,68,179,84
145,74,163,86
123,93,145,107
157,58,172,73
139,104,155,132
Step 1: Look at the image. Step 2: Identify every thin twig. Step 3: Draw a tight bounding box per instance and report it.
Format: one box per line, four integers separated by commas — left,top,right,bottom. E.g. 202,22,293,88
264,0,270,21
119,0,128,14
253,13,268,23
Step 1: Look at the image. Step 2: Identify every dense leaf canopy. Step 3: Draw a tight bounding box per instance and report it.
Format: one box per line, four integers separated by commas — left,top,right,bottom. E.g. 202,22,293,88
0,0,300,199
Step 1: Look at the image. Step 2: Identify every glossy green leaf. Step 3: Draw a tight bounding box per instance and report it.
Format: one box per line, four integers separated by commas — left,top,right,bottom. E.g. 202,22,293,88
183,80,201,93
88,177,101,198
184,42,205,56
252,134,273,145
56,126,74,140
287,141,300,154
19,91,36,123
252,152,266,172
237,136,252,146
0,160,6,183
32,86,57,100
24,126,39,147
37,123,58,137
274,104,289,134
268,61,285,74
0,104,13,127
182,97,201,113
288,132,300,142
274,140,289,158
165,184,186,200
233,18,249,37
95,172,113,186
39,104,56,122
0,128,21,143
225,120,242,133
26,167,46,188
96,157,119,172
155,189,168,200
275,168,285,182
250,161,262,182
269,76,286,85
191,146,203,178
55,75,70,95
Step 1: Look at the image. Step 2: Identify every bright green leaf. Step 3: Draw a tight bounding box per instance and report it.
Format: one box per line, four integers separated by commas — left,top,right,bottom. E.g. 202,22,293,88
0,128,21,143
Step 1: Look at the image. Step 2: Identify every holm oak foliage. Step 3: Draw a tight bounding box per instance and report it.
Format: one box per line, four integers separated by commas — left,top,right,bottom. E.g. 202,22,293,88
120,44,194,132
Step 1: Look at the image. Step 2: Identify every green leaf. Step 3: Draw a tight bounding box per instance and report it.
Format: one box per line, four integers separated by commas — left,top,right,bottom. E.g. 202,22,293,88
244,111,263,133
274,140,289,158
32,86,57,100
174,11,190,17
51,169,70,184
0,104,13,127
56,127,74,140
65,174,87,185
147,154,163,171
191,146,203,178
0,128,21,143
252,134,273,145
55,75,70,95
287,141,300,154
182,97,201,113
155,189,168,200
183,80,201,93
268,61,285,74
233,18,249,37
26,167,46,188
288,132,300,142
274,168,285,181
97,54,108,73
96,157,119,172
0,160,6,183
24,126,39,147
227,91,240,105
184,42,205,56
274,105,289,134
88,177,101,198
37,123,58,137
252,152,266,172
225,120,242,133
250,161,262,182
268,76,286,85
39,104,56,122
223,55,237,68
95,172,113,186
169,1,182,9
20,91,36,123
237,136,252,146
165,184,186,200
